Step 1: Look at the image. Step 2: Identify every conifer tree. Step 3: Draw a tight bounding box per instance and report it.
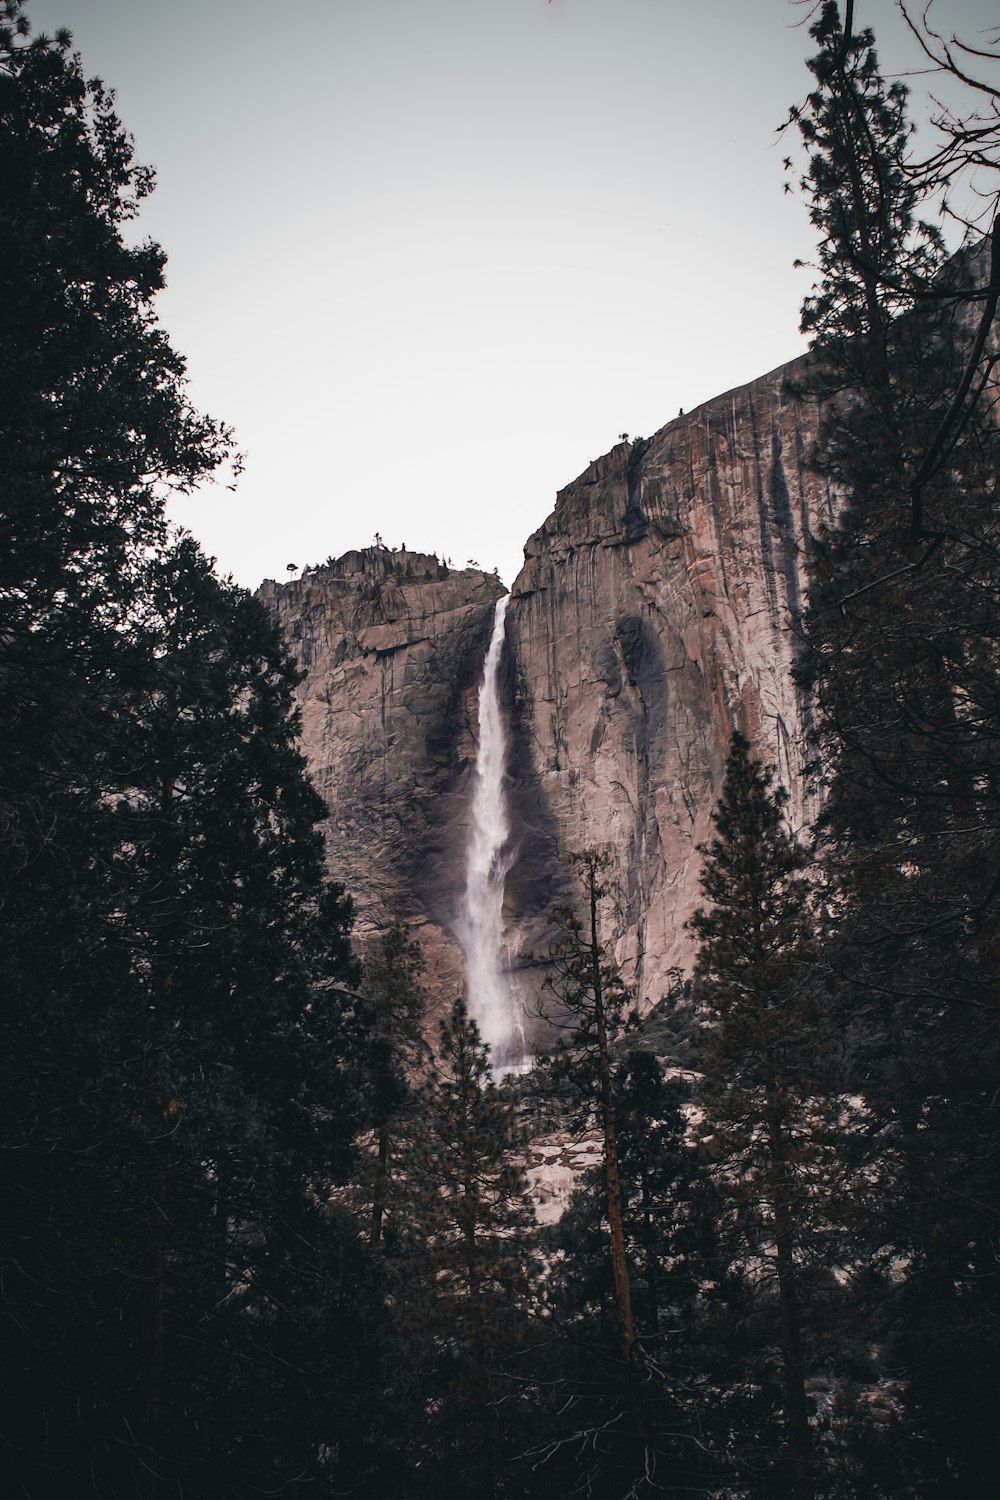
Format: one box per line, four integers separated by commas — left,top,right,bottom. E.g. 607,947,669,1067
358,923,431,1248
789,1,946,375
521,859,737,1496
424,1000,535,1316
391,998,537,1498
539,849,639,1370
2,534,375,1499
690,732,839,1500
789,8,1000,1488
0,10,383,1494
535,1051,745,1500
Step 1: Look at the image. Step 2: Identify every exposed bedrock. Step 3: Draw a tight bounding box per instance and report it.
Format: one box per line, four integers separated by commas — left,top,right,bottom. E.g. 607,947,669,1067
503,356,835,1012
262,355,836,1021
259,548,504,1005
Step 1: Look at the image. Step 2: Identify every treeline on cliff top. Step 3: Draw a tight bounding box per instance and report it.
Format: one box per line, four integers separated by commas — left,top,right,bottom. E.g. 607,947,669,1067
1,0,999,1496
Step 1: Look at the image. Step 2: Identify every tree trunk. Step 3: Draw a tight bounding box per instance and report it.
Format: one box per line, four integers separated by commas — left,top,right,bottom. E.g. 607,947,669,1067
139,1163,167,1500
766,1097,814,1500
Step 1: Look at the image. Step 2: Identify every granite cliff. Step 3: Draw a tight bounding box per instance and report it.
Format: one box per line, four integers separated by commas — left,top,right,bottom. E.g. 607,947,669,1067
503,356,834,1011
261,355,836,1022
259,549,504,1001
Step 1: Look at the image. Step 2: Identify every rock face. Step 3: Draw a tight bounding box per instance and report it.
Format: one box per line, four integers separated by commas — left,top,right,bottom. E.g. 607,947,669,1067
262,356,836,1023
258,549,504,1001
503,357,833,1012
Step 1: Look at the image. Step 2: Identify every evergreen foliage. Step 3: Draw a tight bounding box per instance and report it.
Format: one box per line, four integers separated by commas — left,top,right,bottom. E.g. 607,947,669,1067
0,9,383,1494
537,850,639,1369
532,1053,745,1500
521,862,743,1498
387,999,538,1497
789,2,945,359
789,6,1000,1493
357,922,431,1247
690,733,834,1500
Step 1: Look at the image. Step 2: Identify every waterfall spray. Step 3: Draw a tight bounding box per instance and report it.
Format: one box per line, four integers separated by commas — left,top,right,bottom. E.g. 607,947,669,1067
460,594,522,1066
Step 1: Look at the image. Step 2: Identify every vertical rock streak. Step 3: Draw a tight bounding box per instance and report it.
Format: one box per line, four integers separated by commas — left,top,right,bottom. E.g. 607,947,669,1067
461,595,520,1064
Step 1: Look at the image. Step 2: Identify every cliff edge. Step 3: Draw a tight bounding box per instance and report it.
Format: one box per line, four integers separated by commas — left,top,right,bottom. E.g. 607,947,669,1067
259,548,504,1000
503,356,835,1009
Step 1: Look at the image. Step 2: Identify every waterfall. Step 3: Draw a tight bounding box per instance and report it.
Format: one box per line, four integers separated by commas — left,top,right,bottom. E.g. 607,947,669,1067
460,594,522,1067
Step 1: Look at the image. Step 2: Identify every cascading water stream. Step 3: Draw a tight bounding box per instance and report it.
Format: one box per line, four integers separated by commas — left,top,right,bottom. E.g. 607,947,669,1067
460,594,523,1068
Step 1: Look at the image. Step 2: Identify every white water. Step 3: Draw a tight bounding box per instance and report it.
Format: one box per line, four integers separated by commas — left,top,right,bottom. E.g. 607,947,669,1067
460,595,523,1067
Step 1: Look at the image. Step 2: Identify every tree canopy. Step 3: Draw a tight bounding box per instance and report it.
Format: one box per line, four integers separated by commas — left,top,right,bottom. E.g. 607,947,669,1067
0,11,382,1494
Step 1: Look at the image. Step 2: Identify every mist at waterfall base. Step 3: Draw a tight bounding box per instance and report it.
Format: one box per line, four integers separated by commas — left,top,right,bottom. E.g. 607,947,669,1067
458,597,526,1071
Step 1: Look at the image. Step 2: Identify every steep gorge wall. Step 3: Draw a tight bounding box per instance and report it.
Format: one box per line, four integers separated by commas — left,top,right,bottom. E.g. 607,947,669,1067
502,356,835,1011
262,356,836,1019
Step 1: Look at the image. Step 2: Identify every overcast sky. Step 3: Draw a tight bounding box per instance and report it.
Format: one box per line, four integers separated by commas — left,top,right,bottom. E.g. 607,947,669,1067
24,0,999,590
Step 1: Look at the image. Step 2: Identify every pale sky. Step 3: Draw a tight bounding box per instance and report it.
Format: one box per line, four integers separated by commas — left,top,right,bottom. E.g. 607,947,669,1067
24,0,999,590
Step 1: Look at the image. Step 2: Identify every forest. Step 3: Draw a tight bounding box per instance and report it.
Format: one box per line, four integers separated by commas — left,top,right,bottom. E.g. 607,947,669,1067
1,0,998,1495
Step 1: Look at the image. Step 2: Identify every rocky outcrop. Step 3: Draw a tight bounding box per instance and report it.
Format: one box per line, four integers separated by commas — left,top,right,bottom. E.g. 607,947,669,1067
262,356,835,1025
259,548,504,1000
502,357,835,1011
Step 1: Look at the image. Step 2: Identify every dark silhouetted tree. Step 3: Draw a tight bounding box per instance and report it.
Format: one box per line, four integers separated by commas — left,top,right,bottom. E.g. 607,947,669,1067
690,732,843,1500
358,923,431,1247
531,1048,750,1500
0,11,386,1496
789,8,1000,1491
539,849,639,1371
391,998,537,1498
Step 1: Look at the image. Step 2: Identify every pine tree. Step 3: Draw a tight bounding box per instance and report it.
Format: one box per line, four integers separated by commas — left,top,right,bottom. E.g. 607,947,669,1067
789,1,946,372
534,1051,745,1500
539,849,639,1371
788,8,1000,1489
357,923,431,1248
690,732,842,1500
1,535,375,1498
390,999,537,1498
518,857,740,1497
0,11,385,1494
